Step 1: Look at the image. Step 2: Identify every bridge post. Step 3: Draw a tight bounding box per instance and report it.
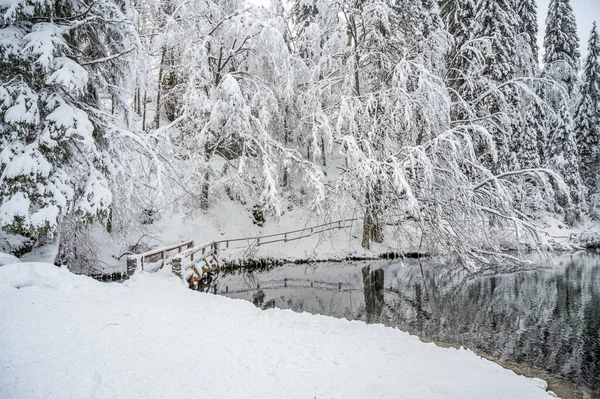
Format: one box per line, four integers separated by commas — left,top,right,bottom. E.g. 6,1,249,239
172,257,182,278
126,256,138,277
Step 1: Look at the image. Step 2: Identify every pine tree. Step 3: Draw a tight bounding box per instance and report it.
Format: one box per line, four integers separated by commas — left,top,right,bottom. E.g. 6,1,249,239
548,101,586,224
474,0,519,83
472,0,520,170
513,100,542,169
0,0,138,257
439,0,477,114
543,0,580,97
515,0,540,75
574,22,600,215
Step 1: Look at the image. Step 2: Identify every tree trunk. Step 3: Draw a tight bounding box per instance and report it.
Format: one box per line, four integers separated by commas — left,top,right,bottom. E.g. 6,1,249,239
155,47,166,129
361,185,384,249
142,91,147,131
201,171,210,211
320,136,327,168
361,211,372,249
283,107,289,187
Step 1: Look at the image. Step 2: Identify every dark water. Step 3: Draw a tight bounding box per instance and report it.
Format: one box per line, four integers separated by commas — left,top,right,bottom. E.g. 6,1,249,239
215,251,600,392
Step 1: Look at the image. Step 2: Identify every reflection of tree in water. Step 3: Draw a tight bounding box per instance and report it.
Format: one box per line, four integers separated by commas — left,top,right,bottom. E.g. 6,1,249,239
362,266,385,323
381,255,600,391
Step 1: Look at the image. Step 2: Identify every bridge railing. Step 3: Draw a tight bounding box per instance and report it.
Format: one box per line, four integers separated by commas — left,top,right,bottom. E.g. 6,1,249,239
126,218,359,280
217,218,358,250
126,240,194,276
171,241,219,280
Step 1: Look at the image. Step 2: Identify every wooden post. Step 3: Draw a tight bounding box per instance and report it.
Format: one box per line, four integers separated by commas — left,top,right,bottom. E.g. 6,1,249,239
126,256,138,277
172,257,182,278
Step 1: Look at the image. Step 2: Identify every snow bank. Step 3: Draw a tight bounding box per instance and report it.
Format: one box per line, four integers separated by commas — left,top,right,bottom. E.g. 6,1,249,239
0,262,96,292
0,250,18,266
0,265,557,399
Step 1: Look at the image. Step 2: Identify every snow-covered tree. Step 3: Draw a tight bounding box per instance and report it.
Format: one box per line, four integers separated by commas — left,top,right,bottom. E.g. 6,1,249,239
469,0,521,171
154,0,326,218
543,0,580,99
0,0,142,261
547,101,586,224
439,0,477,119
515,0,540,75
574,22,600,216
474,0,519,83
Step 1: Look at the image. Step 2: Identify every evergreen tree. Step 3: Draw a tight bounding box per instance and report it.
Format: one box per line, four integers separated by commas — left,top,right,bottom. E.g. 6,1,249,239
474,0,519,83
543,0,580,97
548,101,586,224
515,0,540,75
0,0,138,257
513,100,542,169
472,0,520,171
439,0,477,116
574,22,600,215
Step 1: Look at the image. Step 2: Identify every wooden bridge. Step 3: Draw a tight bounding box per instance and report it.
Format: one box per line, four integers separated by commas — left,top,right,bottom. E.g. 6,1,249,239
126,219,358,288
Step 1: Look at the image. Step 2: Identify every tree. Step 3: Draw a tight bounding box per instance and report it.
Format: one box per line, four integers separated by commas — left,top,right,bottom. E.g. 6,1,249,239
543,0,580,99
515,0,540,75
0,0,142,263
439,0,478,120
574,22,600,216
470,0,521,171
547,101,586,224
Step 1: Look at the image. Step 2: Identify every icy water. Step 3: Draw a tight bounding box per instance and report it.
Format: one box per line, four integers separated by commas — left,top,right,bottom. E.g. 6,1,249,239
216,251,600,394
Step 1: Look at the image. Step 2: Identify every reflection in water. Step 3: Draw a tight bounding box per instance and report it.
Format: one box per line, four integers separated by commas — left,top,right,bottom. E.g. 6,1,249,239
219,251,600,392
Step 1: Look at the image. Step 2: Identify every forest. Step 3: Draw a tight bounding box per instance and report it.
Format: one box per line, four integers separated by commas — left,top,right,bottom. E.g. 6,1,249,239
1,0,599,270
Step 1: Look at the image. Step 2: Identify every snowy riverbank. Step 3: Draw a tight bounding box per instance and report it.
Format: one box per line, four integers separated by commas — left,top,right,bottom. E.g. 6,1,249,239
83,204,600,273
0,262,558,399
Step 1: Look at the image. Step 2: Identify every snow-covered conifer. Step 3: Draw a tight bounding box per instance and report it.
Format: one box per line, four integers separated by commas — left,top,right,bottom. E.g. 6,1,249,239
471,0,520,170
439,0,477,114
574,22,600,215
0,0,139,259
547,101,586,224
515,0,540,75
543,0,580,98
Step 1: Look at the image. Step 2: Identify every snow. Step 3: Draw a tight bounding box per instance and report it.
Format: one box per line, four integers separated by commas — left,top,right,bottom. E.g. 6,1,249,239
2,84,39,125
46,56,89,92
30,204,59,228
22,23,67,70
0,192,30,227
45,100,95,144
0,145,52,180
0,26,24,61
0,250,18,266
0,262,557,399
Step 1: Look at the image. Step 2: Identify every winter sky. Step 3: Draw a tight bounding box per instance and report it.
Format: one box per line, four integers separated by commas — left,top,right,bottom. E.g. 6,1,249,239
537,0,598,57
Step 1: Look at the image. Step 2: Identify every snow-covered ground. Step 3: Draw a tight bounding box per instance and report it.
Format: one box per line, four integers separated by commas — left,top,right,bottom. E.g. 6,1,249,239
0,262,558,399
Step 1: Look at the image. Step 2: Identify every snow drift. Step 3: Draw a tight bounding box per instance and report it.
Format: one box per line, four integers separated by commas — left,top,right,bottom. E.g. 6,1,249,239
0,263,558,398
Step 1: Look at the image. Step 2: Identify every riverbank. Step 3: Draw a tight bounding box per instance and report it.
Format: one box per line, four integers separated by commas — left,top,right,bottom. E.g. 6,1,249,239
0,262,558,399
70,204,598,274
